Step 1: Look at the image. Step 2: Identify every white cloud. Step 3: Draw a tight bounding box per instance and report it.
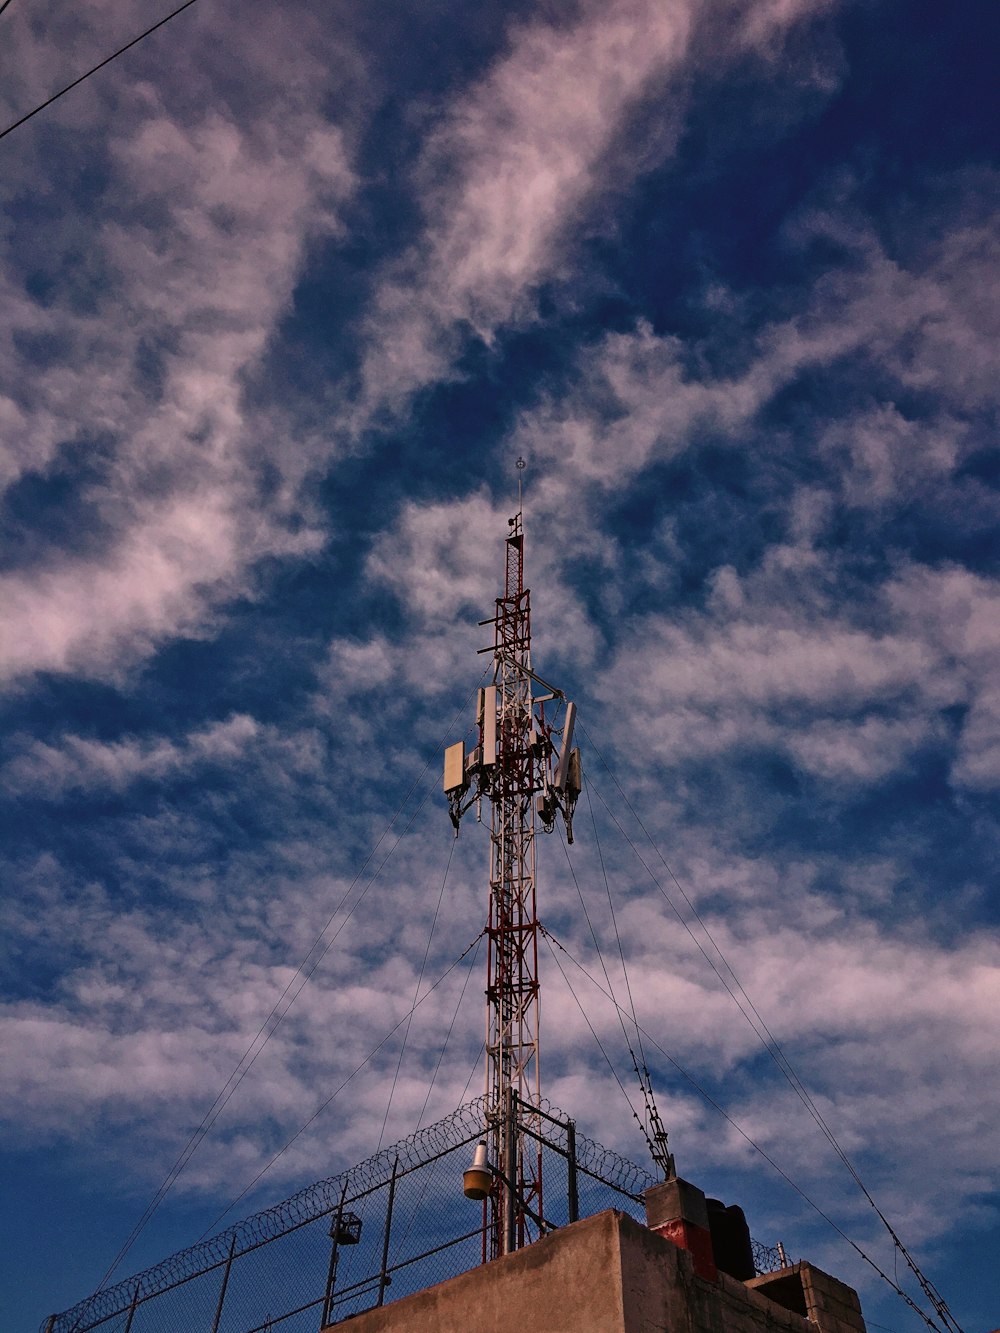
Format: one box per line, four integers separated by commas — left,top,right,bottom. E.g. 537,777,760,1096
512,201,1000,515
786,713,941,783
816,405,965,509
951,687,1000,790
538,838,1000,1245
2,714,262,795
886,566,1000,791
736,0,838,52
353,0,693,419
0,826,485,1177
0,489,304,683
0,7,357,687
352,0,842,426
366,489,506,625
3,796,997,1263
1,9,997,1328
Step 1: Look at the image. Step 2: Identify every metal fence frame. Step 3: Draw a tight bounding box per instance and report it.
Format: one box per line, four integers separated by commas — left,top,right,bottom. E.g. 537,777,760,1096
43,1096,660,1333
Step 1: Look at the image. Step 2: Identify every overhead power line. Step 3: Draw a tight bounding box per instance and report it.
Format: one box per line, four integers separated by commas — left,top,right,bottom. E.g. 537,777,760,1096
554,825,657,1162
392,968,486,1261
581,779,675,1178
540,924,958,1333
0,0,201,144
578,726,964,1333
541,930,648,1138
199,929,487,1238
376,837,457,1154
94,780,429,1293
94,671,490,1293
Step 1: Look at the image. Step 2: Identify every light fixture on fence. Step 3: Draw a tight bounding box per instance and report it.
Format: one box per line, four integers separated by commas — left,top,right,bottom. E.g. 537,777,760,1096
329,1212,362,1245
463,1141,492,1200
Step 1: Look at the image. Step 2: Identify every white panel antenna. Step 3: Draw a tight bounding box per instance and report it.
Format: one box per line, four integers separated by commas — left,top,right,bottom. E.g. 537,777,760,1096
482,685,498,766
552,701,577,792
443,741,467,795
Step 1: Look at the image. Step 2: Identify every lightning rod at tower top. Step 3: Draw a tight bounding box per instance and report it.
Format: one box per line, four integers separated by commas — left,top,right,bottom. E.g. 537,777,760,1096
443,486,581,1260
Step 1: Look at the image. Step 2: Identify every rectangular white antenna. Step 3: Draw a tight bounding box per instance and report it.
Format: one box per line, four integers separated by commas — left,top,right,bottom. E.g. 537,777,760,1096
566,747,582,797
482,685,498,765
443,741,466,794
552,701,576,792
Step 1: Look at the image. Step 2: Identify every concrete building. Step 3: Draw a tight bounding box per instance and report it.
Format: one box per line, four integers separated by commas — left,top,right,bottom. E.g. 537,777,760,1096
322,1175,868,1333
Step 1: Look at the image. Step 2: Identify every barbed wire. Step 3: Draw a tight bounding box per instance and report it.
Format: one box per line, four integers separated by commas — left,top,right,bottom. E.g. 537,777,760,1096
46,1095,654,1333
751,1238,792,1275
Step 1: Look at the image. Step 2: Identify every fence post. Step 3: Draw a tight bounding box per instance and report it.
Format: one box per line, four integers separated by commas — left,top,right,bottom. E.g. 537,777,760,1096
209,1233,238,1333
566,1118,579,1224
122,1278,142,1333
504,1088,518,1254
377,1158,399,1307
321,1182,350,1328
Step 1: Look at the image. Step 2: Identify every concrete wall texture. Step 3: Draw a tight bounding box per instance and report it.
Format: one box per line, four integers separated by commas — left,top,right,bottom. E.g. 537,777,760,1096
322,1208,868,1333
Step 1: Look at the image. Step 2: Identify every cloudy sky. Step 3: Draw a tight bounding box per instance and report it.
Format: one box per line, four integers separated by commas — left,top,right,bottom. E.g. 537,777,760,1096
2,0,998,1329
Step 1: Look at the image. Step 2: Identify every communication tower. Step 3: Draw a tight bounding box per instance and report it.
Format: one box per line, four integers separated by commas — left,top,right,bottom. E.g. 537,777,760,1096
444,507,581,1258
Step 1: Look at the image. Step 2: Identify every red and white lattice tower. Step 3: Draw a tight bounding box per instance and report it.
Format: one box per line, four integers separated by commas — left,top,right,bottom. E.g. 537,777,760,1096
445,499,581,1260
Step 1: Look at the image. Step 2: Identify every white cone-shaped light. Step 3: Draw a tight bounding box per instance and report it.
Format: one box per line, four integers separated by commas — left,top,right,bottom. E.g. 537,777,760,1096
463,1141,492,1200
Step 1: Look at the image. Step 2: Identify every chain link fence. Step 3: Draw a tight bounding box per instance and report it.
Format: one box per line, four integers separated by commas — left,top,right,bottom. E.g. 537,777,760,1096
44,1097,658,1333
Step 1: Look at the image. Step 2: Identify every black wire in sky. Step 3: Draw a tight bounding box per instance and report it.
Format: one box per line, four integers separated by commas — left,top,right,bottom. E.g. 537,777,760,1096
0,0,201,144
584,778,648,1074
93,671,490,1293
541,931,648,1142
554,825,654,1159
587,751,882,1187
198,930,487,1239
94,783,433,1295
392,972,485,1259
583,748,963,1333
375,837,456,1154
577,728,964,1333
540,924,953,1333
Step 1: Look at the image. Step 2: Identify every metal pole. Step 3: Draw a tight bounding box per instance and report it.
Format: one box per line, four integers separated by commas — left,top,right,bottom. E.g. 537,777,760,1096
321,1182,350,1328
504,1088,517,1255
567,1118,579,1224
377,1158,399,1307
121,1279,143,1333
209,1234,238,1333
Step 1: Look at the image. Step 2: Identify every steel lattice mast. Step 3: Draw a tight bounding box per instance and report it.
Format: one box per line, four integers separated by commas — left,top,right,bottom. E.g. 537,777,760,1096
445,501,581,1260
487,512,540,1256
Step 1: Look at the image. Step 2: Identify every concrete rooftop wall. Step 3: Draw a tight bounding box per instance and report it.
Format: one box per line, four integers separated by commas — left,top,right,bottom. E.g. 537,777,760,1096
322,1209,867,1333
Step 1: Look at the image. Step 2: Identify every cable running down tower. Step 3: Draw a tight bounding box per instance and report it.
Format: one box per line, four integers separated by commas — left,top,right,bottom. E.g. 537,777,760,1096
444,507,580,1259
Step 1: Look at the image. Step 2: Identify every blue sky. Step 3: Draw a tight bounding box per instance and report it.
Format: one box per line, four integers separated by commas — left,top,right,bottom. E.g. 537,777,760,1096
1,1,998,1330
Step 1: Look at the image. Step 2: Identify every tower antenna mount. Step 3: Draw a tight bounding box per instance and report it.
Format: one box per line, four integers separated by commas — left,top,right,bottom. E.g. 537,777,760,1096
444,509,581,1258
